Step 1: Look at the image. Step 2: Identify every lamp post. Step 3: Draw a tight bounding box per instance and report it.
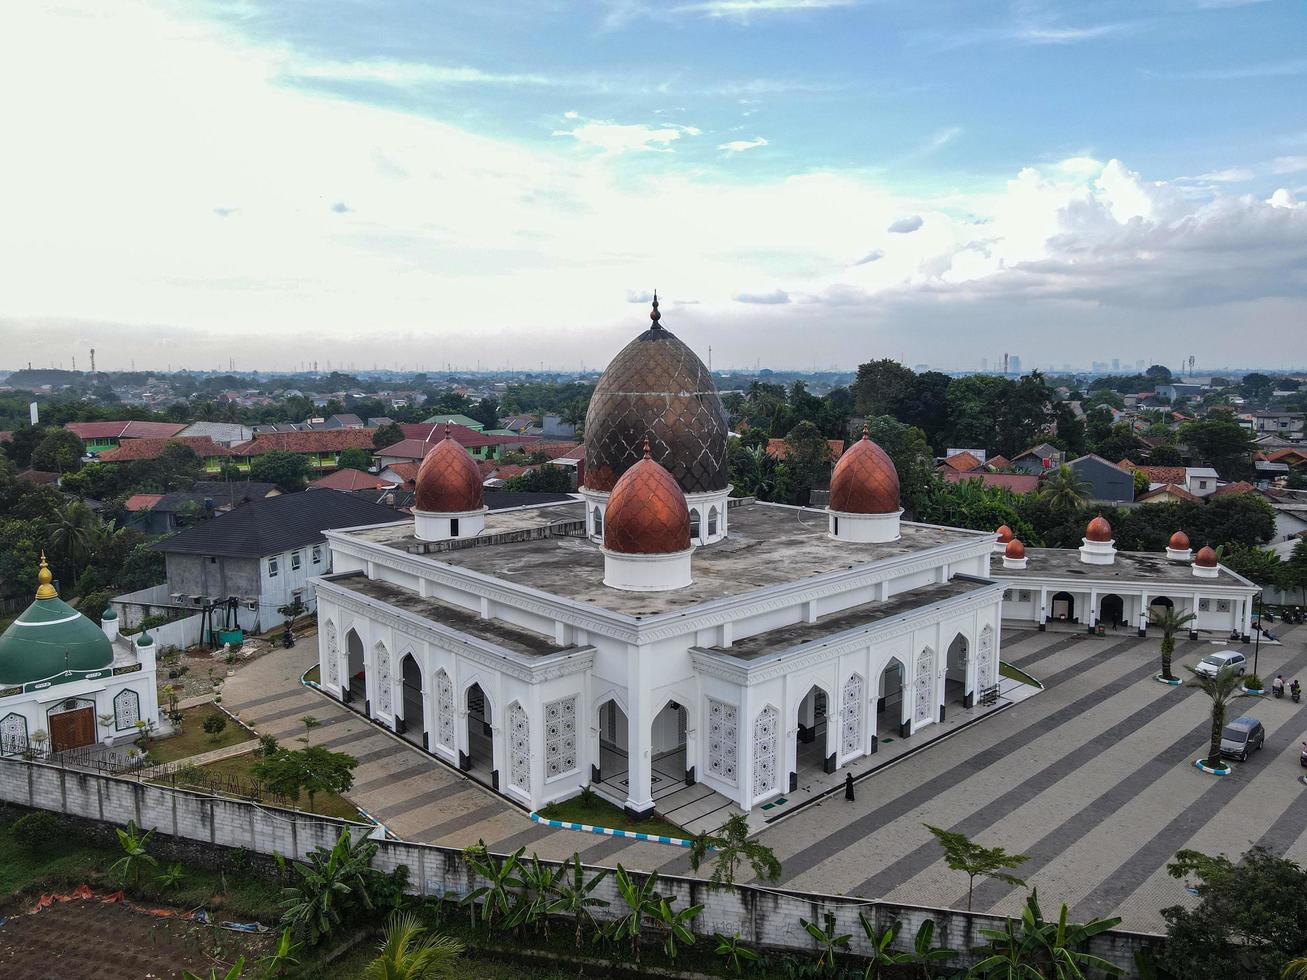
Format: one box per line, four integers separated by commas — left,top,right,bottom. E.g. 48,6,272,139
1252,591,1263,679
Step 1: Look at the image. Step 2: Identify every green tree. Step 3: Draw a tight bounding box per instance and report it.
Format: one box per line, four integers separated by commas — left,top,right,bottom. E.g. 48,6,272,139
1037,465,1090,512
502,465,572,493
1150,606,1197,681
256,928,303,978
202,712,228,743
863,415,934,518
373,422,405,449
250,450,311,492
688,813,782,886
252,746,358,811
1221,544,1281,587
851,359,917,419
1181,418,1256,480
727,443,781,501
337,447,373,471
146,442,205,490
1145,364,1173,382
30,428,85,474
362,912,463,980
45,499,102,587
1148,444,1184,467
280,830,380,944
924,824,1028,910
778,420,833,505
1161,847,1307,980
1186,664,1255,769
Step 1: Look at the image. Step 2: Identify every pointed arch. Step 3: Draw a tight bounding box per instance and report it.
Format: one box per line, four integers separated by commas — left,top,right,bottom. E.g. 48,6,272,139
914,646,936,724
707,505,719,538
752,703,779,800
435,667,455,750
113,688,141,731
374,640,392,714
976,625,996,696
1,712,28,753
840,672,865,757
324,619,339,687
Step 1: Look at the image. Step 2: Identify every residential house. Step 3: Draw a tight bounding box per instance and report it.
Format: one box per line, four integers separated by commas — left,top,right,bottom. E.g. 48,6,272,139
123,481,280,533
939,470,1040,494
986,454,1012,470
1066,454,1136,504
312,413,366,430
392,423,543,461
540,413,577,439
65,420,187,453
96,436,241,474
945,448,987,466
309,469,391,491
423,413,485,431
1184,466,1221,498
1250,411,1304,439
1136,484,1201,505
1011,443,1064,474
176,421,254,446
148,490,400,633
231,429,378,473
1211,481,1255,498
938,451,983,475
1156,383,1205,402
1268,447,1307,470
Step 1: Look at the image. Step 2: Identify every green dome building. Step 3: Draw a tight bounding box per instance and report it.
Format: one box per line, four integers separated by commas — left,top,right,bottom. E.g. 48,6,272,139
0,558,115,687
0,556,159,754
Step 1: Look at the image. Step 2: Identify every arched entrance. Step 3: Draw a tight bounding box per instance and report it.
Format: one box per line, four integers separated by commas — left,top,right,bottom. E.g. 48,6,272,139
876,659,907,746
1099,594,1124,630
795,685,833,779
463,683,494,785
1051,591,1076,623
651,700,691,788
399,654,424,748
945,634,969,715
344,629,365,707
596,698,628,786
1150,596,1174,613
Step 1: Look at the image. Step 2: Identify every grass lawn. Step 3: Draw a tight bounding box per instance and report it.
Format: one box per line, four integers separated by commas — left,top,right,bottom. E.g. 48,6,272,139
999,661,1042,689
304,663,320,684
147,704,256,764
538,793,685,839
185,754,363,822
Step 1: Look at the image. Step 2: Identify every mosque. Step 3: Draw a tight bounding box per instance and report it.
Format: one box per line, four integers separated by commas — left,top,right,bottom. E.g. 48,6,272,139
311,299,1258,818
0,557,160,756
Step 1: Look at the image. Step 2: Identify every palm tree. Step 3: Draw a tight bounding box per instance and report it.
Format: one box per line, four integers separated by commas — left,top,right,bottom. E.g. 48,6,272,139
1150,606,1197,681
1283,958,1307,979
45,501,101,586
1186,665,1255,769
362,912,463,980
688,813,781,886
1037,465,1090,511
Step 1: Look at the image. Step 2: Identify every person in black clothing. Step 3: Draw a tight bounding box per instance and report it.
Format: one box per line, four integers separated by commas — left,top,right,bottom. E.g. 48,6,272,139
845,771,855,802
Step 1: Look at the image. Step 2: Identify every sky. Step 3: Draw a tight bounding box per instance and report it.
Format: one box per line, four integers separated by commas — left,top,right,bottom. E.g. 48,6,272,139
1,0,1305,374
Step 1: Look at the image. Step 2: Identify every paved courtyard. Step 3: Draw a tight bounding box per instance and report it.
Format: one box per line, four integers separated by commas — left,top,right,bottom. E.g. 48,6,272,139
222,624,1307,933
652,623,1307,933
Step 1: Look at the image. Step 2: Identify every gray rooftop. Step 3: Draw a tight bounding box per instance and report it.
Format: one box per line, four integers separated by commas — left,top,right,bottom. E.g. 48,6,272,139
323,573,570,657
994,548,1251,586
703,576,993,662
339,500,986,618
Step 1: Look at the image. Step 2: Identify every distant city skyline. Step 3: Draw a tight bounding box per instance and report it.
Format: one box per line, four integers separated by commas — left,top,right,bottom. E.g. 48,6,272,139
2,1,1305,371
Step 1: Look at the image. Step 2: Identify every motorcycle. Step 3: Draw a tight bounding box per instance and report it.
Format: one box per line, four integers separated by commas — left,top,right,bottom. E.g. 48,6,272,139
1301,742,1307,769
1292,683,1302,704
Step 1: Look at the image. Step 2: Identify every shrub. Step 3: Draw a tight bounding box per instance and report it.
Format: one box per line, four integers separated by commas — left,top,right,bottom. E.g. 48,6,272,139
1244,673,1263,690
258,734,280,758
202,712,228,743
13,811,62,852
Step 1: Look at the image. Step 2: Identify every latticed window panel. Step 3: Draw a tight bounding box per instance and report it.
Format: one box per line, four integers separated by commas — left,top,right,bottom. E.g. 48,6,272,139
976,626,995,694
914,648,935,723
113,689,141,731
376,643,392,714
752,705,778,799
509,703,530,792
436,669,455,750
841,673,864,756
325,620,339,686
707,697,738,784
1,712,28,753
543,695,578,779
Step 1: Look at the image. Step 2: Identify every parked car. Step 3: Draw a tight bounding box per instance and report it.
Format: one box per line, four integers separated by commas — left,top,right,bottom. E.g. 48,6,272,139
1194,651,1247,679
1219,716,1265,762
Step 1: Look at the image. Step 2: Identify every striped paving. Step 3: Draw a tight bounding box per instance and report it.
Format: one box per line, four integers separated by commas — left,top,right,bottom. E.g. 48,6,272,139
734,624,1307,932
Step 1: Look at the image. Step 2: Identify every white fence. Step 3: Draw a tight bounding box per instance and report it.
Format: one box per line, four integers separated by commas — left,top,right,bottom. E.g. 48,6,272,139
111,583,205,652
0,758,1160,974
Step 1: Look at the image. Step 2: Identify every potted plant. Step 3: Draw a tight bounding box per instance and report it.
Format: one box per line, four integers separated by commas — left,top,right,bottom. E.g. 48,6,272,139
98,712,116,747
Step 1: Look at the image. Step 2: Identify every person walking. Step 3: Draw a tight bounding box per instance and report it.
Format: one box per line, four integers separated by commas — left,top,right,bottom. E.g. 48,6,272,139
845,771,855,802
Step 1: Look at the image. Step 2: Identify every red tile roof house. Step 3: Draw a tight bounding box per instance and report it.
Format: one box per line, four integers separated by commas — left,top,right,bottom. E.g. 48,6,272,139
396,422,543,460
229,429,378,473
309,468,390,491
940,470,1041,494
765,438,845,461
937,451,983,474
96,437,240,474
65,420,187,452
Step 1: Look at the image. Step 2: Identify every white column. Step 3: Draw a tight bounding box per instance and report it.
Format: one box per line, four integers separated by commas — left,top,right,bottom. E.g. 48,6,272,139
1139,592,1149,636
624,645,654,815
1039,587,1048,630
1088,589,1098,631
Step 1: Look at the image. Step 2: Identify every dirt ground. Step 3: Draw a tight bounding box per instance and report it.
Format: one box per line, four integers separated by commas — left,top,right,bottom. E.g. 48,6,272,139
158,620,318,701
0,898,272,980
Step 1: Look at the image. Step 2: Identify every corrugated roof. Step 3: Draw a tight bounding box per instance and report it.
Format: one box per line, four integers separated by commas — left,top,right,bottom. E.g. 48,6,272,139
98,436,239,461
150,490,402,558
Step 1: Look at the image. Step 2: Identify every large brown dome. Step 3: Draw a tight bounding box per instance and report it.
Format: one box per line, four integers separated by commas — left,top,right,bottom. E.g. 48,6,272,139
604,442,691,555
414,429,484,513
583,297,728,494
829,430,901,514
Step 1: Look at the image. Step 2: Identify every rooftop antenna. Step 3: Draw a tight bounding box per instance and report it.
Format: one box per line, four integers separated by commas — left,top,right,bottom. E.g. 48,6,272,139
89,348,96,373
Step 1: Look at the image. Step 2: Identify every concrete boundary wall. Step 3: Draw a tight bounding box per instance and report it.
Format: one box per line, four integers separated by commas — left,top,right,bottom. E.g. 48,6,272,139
0,757,1160,974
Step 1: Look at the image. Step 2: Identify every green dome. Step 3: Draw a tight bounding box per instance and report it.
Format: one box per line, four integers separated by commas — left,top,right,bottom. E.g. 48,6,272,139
101,608,118,621
136,632,153,648
0,593,114,686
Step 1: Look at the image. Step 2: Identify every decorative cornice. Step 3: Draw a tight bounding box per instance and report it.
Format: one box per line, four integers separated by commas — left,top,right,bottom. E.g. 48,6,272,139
990,570,1258,597
689,581,1003,686
316,579,595,684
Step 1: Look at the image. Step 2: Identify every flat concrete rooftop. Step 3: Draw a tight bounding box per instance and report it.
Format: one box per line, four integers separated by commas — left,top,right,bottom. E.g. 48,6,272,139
323,573,571,657
340,501,984,619
704,577,994,662
995,548,1251,586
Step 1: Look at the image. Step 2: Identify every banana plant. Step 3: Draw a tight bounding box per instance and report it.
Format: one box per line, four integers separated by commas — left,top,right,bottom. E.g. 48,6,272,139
460,845,525,936
650,893,704,961
547,853,609,951
611,864,663,962
256,929,303,977
714,932,761,975
970,889,1123,979
507,853,563,940
800,913,851,974
109,820,157,887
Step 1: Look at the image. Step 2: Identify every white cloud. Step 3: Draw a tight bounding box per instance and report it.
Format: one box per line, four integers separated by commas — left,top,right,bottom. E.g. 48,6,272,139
854,249,884,265
734,289,790,304
1188,167,1256,183
1273,156,1307,175
718,136,768,153
282,59,568,90
888,215,924,234
674,0,856,18
554,114,700,153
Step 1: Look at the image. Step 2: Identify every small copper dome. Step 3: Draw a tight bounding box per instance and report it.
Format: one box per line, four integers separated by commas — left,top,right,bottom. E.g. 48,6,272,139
829,429,901,515
1085,514,1113,542
1195,545,1219,567
1169,530,1190,551
414,428,484,513
996,524,1014,543
604,441,691,555
1005,538,1026,559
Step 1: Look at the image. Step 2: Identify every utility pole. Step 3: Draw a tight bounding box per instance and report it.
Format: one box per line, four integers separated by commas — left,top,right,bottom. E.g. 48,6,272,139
89,348,96,373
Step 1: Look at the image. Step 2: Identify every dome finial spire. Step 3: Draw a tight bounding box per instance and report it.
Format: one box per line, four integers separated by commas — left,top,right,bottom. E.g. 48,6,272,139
650,290,661,326
36,552,57,599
